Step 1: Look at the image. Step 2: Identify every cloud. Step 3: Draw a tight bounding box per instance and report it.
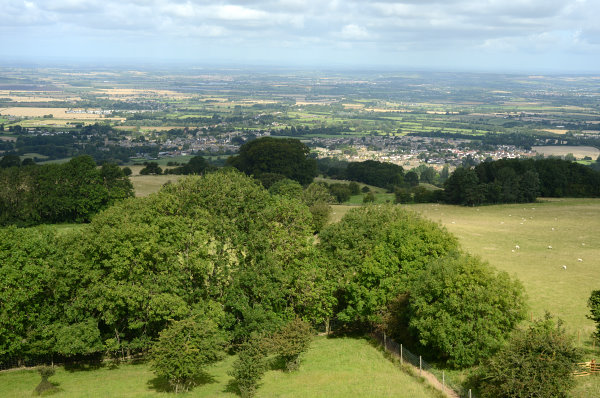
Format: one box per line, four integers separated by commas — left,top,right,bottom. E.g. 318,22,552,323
339,24,371,40
0,0,598,71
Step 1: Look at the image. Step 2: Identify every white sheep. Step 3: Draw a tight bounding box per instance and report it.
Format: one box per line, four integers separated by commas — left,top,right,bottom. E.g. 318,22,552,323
548,245,553,249
562,265,567,270
515,245,520,250
578,258,583,262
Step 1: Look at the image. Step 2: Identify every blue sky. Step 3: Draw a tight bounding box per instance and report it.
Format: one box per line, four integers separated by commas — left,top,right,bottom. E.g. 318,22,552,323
1,0,599,73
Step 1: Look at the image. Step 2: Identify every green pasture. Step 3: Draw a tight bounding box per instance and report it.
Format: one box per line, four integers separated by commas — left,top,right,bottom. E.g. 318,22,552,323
0,337,439,398
407,199,600,341
130,174,184,197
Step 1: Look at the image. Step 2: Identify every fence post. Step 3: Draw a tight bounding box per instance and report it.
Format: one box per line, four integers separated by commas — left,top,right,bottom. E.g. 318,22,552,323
384,332,387,350
469,389,472,398
419,355,422,376
400,344,403,365
442,371,445,392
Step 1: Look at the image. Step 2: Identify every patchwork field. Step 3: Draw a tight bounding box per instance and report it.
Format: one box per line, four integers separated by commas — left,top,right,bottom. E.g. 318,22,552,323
0,337,440,398
0,107,123,121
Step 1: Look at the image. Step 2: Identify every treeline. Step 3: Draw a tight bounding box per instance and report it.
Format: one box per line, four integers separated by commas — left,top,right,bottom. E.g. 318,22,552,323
409,130,600,151
444,158,600,206
1,171,526,376
318,158,405,190
0,155,133,226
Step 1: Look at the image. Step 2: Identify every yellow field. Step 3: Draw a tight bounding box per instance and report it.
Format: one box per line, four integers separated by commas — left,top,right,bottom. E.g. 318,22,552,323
96,88,194,100
0,107,123,120
539,129,569,134
533,145,600,159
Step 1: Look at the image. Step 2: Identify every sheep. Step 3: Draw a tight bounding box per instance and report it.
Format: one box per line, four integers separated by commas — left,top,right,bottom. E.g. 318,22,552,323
578,258,583,262
562,265,567,270
515,245,520,250
548,245,553,249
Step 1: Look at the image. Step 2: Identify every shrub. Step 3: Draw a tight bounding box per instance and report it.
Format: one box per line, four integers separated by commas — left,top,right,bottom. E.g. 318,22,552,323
270,318,313,372
229,339,268,398
149,317,228,393
478,314,582,398
587,290,600,340
34,366,57,396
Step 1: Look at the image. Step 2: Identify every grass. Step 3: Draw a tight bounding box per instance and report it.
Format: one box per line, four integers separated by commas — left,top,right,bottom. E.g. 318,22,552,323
130,174,183,197
406,199,600,339
0,337,439,398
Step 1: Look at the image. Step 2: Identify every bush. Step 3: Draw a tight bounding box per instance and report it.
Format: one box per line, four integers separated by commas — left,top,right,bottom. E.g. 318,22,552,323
150,317,228,393
478,314,582,398
229,339,268,398
270,318,313,372
34,366,57,396
363,192,375,203
588,290,600,340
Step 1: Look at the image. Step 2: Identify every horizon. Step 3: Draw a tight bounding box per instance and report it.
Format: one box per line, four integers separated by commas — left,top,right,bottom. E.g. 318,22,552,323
1,0,599,75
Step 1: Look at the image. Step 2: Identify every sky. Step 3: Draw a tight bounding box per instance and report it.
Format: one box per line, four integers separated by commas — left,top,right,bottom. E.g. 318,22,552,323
1,0,599,73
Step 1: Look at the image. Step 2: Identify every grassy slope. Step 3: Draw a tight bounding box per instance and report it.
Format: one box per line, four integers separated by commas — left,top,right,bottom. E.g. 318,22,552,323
0,337,438,398
406,199,600,340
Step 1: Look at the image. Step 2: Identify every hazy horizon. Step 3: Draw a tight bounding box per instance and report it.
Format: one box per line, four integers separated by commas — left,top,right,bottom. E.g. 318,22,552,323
1,0,599,74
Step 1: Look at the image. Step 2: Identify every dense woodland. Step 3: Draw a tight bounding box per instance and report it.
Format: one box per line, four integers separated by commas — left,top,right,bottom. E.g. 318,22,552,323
0,155,133,226
0,171,525,371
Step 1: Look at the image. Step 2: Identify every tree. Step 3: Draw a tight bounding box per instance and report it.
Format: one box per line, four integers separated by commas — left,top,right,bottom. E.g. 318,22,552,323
0,154,21,168
328,183,352,203
407,253,526,368
150,317,228,393
363,192,375,203
318,205,458,325
268,179,303,199
227,137,317,185
270,318,313,371
404,171,419,187
587,290,600,340
54,319,104,356
478,314,582,398
140,162,162,175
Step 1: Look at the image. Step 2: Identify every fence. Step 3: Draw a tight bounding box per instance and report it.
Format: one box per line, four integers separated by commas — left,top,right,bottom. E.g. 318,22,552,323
372,332,477,398
574,360,600,377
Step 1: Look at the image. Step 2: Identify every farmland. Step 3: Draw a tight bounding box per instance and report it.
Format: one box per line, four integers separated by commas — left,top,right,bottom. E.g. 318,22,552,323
1,67,600,169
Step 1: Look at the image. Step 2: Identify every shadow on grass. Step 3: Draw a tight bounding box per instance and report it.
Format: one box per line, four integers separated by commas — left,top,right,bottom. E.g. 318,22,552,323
34,381,62,396
224,379,240,395
147,372,217,393
63,360,105,373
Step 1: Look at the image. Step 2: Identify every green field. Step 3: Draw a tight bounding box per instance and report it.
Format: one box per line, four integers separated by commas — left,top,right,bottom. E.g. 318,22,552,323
130,174,183,197
406,199,600,341
0,337,440,398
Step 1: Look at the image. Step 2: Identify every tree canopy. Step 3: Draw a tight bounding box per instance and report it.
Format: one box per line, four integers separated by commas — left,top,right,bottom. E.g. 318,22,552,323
227,137,317,185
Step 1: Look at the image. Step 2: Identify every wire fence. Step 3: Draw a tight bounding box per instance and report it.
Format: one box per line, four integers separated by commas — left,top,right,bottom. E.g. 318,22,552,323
372,331,478,398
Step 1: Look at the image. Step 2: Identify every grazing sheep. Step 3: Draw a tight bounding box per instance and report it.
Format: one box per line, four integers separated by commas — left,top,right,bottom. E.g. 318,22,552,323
511,249,515,253
515,245,520,250
548,245,553,249
578,258,583,262
562,265,567,270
